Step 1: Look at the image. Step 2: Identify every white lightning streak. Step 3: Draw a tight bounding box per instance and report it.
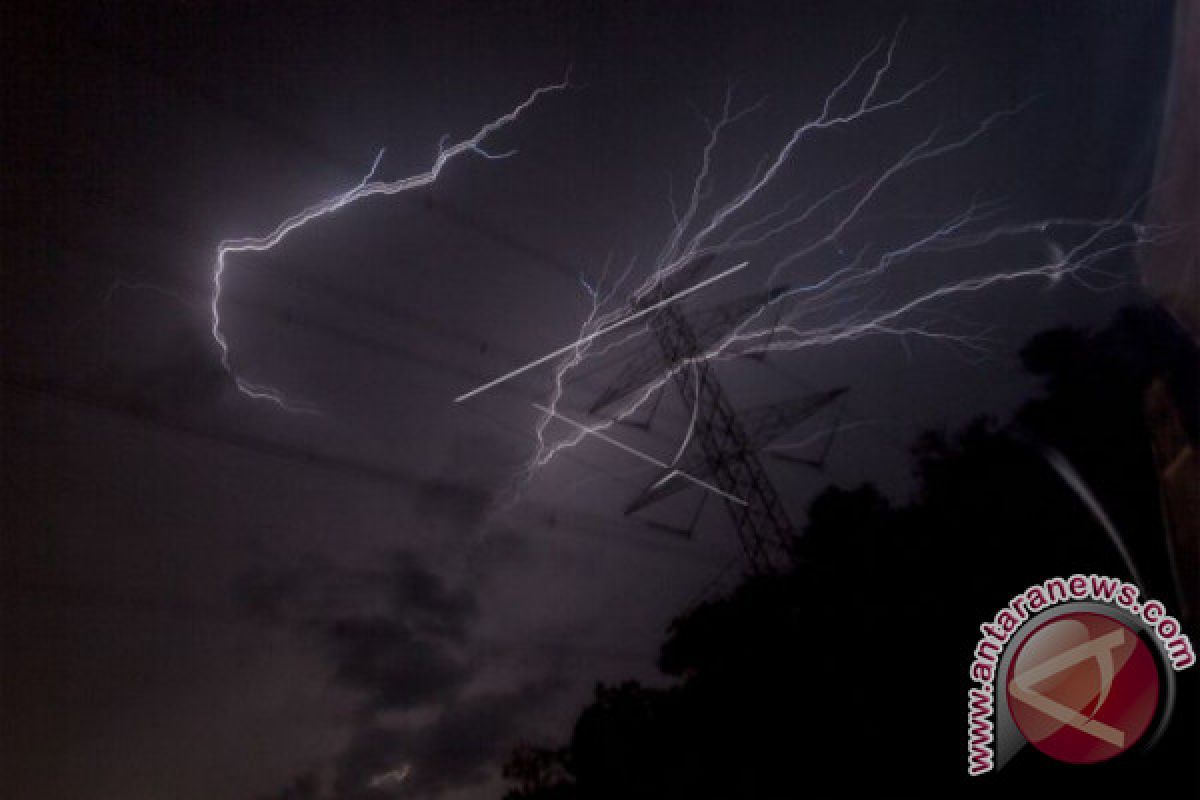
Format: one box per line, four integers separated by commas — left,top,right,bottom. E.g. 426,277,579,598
210,77,569,410
368,764,412,789
532,403,746,506
454,260,750,403
515,23,1170,490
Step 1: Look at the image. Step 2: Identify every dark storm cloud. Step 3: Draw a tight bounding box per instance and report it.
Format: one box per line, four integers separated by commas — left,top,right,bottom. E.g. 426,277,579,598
237,551,478,710
4,3,1181,800
326,614,473,711
384,552,479,642
261,772,322,800
326,553,478,712
239,544,560,799
332,678,565,800
413,478,493,533
84,322,233,413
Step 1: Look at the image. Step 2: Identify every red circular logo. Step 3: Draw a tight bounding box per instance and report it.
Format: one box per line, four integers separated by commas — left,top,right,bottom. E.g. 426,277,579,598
1006,612,1159,764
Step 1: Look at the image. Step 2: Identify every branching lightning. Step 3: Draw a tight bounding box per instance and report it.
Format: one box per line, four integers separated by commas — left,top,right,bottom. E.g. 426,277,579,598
187,33,1172,509
454,26,1175,489
210,77,569,411
454,260,749,404
533,403,747,506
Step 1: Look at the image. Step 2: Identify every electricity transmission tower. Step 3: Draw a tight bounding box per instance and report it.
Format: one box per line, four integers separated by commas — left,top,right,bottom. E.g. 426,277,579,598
588,258,846,574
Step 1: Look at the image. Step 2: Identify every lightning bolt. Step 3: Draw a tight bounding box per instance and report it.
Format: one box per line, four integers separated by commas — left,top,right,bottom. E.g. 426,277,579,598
210,76,569,411
451,25,1175,492
367,764,412,790
533,402,747,506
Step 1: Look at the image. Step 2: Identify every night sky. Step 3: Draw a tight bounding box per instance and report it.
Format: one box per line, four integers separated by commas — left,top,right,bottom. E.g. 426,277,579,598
1,2,1181,798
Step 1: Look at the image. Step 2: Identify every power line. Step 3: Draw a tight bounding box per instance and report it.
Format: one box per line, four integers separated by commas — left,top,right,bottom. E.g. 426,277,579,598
2,375,729,568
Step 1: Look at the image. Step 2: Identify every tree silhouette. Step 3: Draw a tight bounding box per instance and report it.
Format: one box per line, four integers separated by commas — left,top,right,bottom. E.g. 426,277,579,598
501,305,1197,798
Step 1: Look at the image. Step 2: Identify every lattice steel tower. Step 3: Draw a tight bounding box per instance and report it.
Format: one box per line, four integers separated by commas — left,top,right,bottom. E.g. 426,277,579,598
588,258,845,574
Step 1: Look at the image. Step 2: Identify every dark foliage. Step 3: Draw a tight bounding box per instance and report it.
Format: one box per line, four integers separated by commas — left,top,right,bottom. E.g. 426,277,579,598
502,305,1198,798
